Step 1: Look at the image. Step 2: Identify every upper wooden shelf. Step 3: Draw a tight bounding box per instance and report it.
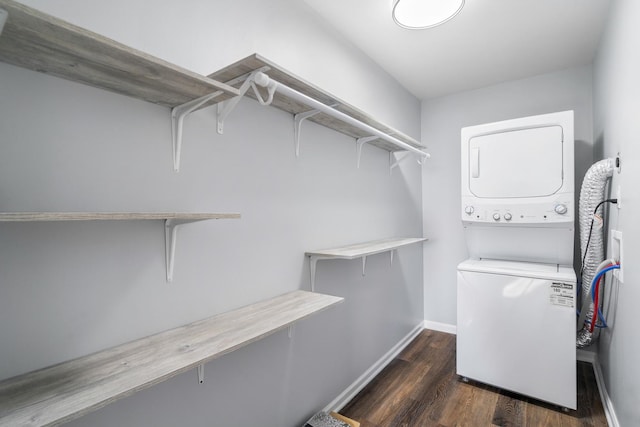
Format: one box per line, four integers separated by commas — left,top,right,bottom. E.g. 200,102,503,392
0,0,239,107
208,54,425,153
0,212,240,222
0,290,343,427
306,237,428,260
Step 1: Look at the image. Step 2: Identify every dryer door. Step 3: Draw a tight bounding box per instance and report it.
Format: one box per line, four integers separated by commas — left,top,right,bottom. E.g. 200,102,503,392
468,125,564,198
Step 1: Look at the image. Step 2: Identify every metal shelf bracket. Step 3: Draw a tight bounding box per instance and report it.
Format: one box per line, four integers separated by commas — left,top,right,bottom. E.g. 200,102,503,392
293,103,338,157
171,90,224,172
356,136,378,168
308,255,338,292
0,8,7,36
165,218,209,282
309,256,319,292
197,364,205,384
171,90,223,172
308,254,371,290
294,110,321,157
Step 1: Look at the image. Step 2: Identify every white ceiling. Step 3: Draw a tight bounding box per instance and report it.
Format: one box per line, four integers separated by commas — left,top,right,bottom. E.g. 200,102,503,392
303,0,612,100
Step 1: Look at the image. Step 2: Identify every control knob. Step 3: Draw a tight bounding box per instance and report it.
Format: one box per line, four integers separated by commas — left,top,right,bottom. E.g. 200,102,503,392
504,213,512,221
555,204,568,215
493,213,501,221
464,206,474,215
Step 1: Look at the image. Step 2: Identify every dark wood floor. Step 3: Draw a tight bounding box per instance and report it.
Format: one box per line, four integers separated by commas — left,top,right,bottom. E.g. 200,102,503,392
340,329,607,427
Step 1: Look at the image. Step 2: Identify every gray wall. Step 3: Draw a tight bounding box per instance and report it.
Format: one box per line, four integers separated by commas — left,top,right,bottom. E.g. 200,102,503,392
421,66,594,326
0,1,424,426
593,0,640,425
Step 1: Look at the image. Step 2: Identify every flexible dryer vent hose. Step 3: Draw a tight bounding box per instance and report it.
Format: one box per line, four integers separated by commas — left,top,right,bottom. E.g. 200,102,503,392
576,158,614,348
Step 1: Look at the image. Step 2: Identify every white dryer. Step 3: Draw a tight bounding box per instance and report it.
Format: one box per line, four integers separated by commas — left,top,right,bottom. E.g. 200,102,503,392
457,259,576,409
457,111,577,409
460,110,575,264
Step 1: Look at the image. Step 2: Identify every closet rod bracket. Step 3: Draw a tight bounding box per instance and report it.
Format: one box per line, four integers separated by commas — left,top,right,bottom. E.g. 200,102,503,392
390,151,427,174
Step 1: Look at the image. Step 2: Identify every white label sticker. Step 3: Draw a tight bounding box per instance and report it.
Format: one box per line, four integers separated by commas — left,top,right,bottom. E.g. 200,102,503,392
550,282,574,308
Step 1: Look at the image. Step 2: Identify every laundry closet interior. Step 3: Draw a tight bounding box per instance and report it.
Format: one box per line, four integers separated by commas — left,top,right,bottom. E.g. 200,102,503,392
0,0,637,426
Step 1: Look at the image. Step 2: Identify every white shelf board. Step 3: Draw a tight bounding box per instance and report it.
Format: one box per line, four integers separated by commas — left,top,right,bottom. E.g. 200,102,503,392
0,212,241,281
0,290,343,427
0,0,242,171
306,237,428,259
0,0,239,107
306,237,427,291
0,212,240,222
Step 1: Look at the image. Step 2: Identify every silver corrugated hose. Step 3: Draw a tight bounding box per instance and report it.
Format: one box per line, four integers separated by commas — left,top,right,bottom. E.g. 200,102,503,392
576,158,614,348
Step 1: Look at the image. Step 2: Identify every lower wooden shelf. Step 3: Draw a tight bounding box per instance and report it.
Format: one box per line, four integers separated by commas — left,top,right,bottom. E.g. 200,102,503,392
0,290,343,427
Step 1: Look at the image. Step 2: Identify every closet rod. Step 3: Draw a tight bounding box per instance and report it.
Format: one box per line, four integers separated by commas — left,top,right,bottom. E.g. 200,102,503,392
253,72,430,161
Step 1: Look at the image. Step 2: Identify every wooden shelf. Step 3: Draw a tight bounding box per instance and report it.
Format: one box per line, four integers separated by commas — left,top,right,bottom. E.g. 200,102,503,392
0,212,241,282
0,290,343,427
208,54,425,153
0,0,239,107
306,237,428,259
0,1,425,166
0,212,240,222
306,238,427,290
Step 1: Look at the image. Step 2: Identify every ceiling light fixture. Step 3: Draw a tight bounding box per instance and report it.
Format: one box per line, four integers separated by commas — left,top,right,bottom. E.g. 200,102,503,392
392,0,465,30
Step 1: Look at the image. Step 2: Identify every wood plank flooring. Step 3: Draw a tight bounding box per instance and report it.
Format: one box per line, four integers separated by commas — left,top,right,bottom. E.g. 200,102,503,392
340,330,607,427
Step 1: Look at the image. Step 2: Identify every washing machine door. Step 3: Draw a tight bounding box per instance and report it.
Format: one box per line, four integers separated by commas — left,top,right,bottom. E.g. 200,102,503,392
456,259,576,409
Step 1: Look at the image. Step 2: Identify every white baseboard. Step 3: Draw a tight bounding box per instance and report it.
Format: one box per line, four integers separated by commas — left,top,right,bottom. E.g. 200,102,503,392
423,320,457,334
577,348,597,364
577,349,619,427
324,323,424,412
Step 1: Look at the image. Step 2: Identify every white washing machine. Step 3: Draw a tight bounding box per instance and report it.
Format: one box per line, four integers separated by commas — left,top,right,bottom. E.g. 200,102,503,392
457,111,577,409
457,259,576,409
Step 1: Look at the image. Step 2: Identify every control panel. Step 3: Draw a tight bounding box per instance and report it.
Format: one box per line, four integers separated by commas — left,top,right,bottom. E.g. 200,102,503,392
461,197,573,225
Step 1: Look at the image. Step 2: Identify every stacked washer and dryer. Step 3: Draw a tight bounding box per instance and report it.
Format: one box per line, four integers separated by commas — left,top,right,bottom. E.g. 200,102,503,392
456,111,577,409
